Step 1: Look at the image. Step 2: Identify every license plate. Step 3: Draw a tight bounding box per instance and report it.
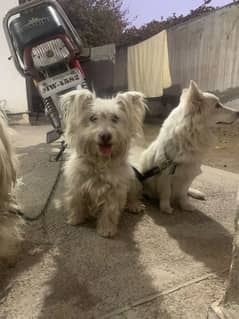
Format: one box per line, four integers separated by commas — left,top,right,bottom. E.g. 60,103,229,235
38,68,84,98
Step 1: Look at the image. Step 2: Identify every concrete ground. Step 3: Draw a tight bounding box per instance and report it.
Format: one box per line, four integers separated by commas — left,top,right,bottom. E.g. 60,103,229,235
0,122,239,319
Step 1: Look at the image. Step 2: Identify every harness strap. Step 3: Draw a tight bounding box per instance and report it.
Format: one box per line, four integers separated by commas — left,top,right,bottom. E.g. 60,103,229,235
132,158,177,183
132,166,145,182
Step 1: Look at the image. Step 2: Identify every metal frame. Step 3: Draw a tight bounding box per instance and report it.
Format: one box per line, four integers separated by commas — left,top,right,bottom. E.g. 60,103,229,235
3,0,82,77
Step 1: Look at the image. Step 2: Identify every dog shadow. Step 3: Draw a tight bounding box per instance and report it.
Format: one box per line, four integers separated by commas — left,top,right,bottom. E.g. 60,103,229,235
146,198,233,279
1,141,168,317
35,202,172,319
35,188,233,318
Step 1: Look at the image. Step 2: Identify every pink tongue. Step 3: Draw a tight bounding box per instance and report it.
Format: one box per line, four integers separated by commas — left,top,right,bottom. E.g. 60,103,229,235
99,145,112,155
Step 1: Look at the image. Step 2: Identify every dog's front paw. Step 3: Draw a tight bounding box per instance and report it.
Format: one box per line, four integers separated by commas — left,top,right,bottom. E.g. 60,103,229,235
67,211,86,226
179,201,195,212
160,202,173,215
97,223,118,238
126,201,145,214
97,215,118,238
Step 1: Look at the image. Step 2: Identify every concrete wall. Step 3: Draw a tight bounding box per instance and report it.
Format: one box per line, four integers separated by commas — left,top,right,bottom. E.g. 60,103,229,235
0,0,27,113
83,60,114,96
111,3,239,96
82,44,115,97
82,44,128,97
87,3,239,100
168,3,239,93
113,46,128,93
80,3,239,121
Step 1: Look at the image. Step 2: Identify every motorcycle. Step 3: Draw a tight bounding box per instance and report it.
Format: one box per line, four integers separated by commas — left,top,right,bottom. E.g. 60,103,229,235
3,0,88,151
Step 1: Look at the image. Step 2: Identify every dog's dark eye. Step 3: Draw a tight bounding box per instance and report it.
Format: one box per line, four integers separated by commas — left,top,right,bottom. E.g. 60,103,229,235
111,115,119,123
216,103,221,109
89,114,97,122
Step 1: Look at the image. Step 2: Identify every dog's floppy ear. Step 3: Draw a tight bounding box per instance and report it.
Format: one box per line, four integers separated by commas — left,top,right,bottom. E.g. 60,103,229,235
61,89,94,147
61,89,94,122
116,91,147,138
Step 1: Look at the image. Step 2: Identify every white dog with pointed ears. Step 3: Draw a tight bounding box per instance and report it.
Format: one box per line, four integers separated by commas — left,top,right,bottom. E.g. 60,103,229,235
140,81,239,214
62,89,146,237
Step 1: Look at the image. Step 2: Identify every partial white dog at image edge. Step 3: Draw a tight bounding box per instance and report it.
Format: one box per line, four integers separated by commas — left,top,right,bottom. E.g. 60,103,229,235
0,113,25,265
62,89,146,238
140,80,239,214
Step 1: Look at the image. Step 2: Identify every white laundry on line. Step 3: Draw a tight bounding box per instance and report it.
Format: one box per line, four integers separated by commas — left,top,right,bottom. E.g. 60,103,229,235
128,30,172,98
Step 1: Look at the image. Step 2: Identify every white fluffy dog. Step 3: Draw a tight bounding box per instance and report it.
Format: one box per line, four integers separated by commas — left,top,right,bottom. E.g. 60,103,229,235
62,89,146,237
0,113,24,265
140,81,239,214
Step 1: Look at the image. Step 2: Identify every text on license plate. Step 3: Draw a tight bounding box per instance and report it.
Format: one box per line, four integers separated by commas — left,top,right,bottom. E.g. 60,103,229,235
38,69,84,98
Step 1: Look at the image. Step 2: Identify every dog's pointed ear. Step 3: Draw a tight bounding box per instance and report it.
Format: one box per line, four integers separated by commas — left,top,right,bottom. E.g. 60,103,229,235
116,91,147,138
182,81,204,113
188,80,203,103
61,89,94,121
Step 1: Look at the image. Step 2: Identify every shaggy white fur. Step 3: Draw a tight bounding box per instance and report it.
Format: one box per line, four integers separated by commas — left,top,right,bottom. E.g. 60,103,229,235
62,89,146,237
140,81,239,214
0,114,24,265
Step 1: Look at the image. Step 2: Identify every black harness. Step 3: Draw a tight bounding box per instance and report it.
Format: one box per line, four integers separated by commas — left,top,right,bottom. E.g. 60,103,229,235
132,158,177,183
132,146,178,183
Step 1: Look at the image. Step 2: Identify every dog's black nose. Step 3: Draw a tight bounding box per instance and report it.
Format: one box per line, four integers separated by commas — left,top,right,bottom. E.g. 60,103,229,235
100,132,112,144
